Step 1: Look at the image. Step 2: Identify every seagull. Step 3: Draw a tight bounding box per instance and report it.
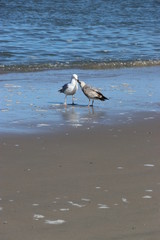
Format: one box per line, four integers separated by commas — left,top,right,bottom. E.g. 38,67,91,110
58,74,79,105
78,80,109,107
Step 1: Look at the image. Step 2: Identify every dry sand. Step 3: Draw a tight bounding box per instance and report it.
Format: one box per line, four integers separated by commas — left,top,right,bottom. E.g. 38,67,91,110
0,114,160,240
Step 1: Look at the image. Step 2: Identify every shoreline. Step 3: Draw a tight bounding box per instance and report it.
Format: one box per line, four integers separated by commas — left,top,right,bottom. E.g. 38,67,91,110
0,66,160,134
0,110,159,136
1,60,160,75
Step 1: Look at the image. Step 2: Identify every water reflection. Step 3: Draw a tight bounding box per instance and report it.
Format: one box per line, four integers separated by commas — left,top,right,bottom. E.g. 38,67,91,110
61,105,80,124
57,104,109,126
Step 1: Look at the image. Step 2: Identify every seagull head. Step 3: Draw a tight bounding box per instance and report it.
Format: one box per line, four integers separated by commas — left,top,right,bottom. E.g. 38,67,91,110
72,74,79,81
77,80,86,88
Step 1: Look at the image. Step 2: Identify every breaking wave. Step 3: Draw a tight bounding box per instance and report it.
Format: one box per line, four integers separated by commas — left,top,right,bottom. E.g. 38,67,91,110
1,60,160,74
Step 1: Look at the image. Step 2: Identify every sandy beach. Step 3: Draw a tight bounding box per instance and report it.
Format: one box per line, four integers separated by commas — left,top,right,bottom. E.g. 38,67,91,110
0,116,160,240
1,0,160,238
0,67,160,240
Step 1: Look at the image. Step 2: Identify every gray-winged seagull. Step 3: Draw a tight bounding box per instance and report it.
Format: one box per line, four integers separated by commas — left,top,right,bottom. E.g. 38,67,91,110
78,80,109,107
59,74,79,105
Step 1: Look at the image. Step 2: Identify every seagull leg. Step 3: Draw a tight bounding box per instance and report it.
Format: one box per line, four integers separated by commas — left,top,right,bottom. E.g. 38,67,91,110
64,95,67,106
88,99,90,107
91,100,94,107
72,95,74,105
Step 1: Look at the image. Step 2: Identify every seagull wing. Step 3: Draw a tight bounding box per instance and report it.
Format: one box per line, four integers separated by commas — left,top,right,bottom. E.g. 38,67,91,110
83,84,109,101
58,83,69,93
59,82,77,95
83,85,99,99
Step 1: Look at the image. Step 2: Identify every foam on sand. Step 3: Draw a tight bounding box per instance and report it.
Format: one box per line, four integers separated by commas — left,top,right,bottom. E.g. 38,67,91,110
33,214,45,220
142,195,152,199
144,164,155,167
45,219,66,225
98,204,110,209
68,201,85,208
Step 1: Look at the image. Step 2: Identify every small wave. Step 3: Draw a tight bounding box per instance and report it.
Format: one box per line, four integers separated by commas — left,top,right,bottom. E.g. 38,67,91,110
0,60,160,73
0,51,14,57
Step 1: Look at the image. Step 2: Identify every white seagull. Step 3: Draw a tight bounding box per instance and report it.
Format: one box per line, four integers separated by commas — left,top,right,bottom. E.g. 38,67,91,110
59,74,79,105
78,80,109,107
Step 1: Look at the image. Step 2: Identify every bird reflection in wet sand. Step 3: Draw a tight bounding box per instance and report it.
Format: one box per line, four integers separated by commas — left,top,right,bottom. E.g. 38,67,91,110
61,106,80,124
58,74,79,105
78,80,109,107
60,105,108,126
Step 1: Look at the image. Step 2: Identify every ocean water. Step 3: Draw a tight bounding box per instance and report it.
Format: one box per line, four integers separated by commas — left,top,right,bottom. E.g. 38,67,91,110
0,0,160,72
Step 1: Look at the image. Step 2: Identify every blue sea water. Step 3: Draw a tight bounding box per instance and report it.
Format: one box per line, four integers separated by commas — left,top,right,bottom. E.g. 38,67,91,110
0,0,160,72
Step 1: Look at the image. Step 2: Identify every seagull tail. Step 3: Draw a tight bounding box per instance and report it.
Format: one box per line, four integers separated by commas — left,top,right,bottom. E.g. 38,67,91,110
103,95,109,101
99,94,109,101
58,89,63,93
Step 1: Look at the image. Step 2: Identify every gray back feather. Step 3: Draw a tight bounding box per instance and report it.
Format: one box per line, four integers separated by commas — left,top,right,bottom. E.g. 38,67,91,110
83,85,99,98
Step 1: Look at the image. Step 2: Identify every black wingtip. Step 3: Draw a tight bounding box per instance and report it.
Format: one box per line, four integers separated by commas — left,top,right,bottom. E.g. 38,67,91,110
101,95,109,101
105,96,109,100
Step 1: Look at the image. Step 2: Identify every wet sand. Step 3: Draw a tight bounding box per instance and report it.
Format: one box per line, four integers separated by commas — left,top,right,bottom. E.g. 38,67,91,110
0,67,160,239
0,66,160,133
0,114,160,240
